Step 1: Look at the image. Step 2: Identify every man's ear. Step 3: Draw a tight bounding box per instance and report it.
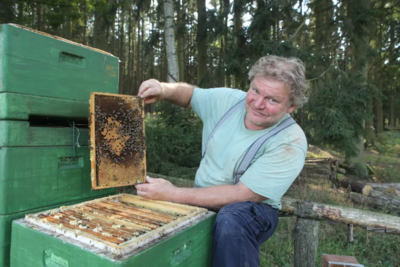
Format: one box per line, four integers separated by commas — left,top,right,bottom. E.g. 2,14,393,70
287,104,296,114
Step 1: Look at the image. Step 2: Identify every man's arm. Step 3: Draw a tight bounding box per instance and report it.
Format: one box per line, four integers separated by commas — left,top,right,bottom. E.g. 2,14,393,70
138,79,195,108
135,177,267,210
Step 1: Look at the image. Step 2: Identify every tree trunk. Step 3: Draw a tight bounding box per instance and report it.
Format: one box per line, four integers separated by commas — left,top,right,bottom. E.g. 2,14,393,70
176,0,186,82
293,218,320,267
136,18,142,89
36,3,43,31
163,0,179,82
349,0,371,177
196,0,207,86
119,5,125,93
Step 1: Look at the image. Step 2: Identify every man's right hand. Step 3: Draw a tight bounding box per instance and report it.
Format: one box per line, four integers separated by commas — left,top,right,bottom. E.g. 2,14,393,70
138,79,164,104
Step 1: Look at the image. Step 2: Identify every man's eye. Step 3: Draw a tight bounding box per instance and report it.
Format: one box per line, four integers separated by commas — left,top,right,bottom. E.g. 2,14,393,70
253,89,259,94
269,98,277,103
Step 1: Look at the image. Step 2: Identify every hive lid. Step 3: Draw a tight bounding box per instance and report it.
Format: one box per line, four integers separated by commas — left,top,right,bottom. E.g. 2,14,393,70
24,194,209,258
90,92,146,189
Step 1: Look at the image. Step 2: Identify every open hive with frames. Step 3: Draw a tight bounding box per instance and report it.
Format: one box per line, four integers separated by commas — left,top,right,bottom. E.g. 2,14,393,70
23,194,210,259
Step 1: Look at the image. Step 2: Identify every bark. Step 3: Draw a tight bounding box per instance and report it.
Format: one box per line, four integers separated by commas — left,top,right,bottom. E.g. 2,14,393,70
338,176,371,194
349,192,400,215
136,18,142,89
196,0,207,86
163,0,179,82
93,1,117,51
281,197,400,234
293,218,320,267
119,5,125,93
375,78,384,134
36,2,42,31
338,177,400,196
349,0,371,177
176,0,186,82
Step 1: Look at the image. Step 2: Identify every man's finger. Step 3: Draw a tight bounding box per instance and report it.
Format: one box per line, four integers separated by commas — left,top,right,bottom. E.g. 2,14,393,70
138,80,151,96
146,176,158,183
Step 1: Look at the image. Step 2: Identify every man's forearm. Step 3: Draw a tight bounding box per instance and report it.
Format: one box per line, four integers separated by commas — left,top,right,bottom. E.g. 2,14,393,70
161,82,195,108
170,183,266,209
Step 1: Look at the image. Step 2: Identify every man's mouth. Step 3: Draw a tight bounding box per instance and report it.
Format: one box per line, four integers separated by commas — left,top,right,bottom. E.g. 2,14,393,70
251,107,265,117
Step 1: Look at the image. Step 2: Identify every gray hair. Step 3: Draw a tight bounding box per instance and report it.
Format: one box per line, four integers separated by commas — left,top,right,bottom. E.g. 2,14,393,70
248,55,308,109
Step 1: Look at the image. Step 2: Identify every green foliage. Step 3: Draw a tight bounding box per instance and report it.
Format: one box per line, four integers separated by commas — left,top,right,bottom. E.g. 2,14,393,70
374,130,400,157
306,69,370,159
145,104,202,179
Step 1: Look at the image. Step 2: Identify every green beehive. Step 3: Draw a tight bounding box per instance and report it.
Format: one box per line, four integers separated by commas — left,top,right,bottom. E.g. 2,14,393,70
0,24,118,104
0,24,118,216
0,197,101,267
0,24,117,266
10,195,216,267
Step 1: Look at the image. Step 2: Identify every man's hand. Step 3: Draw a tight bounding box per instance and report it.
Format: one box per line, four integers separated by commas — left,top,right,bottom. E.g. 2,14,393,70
138,79,195,108
135,176,177,201
138,79,164,104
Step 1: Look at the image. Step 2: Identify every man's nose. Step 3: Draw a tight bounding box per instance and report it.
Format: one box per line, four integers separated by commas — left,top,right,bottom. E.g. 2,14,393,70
253,96,265,109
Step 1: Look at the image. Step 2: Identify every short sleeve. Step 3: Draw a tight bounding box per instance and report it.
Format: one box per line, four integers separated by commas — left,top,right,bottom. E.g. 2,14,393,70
190,88,246,123
239,143,306,201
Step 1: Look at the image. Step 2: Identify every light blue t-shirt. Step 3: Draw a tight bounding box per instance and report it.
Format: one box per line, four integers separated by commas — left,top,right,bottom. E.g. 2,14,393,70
190,88,307,209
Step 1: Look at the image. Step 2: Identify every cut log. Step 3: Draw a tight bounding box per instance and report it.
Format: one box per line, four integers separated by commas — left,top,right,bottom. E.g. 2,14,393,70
368,183,400,195
338,176,370,193
293,218,320,267
349,192,400,215
281,198,400,235
338,177,400,196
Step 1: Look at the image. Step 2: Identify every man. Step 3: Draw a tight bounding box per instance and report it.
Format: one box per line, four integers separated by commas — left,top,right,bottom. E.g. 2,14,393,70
135,55,308,267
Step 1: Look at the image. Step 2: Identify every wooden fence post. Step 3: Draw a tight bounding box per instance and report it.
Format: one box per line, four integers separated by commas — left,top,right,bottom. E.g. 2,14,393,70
293,217,320,267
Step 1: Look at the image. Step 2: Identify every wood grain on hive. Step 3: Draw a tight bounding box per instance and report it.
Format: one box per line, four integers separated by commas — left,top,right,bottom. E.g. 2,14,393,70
90,92,146,189
24,194,208,255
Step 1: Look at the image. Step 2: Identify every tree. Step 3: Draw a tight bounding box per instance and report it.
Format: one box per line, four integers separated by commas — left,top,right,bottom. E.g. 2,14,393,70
163,0,179,82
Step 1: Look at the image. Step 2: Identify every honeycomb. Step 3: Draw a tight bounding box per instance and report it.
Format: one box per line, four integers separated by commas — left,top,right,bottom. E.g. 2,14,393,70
89,93,146,189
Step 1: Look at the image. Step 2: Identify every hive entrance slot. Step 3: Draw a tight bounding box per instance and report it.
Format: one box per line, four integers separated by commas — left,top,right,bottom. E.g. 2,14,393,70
29,115,88,128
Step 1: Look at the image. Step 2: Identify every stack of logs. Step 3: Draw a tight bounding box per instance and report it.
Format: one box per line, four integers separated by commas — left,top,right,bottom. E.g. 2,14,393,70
339,177,400,215
299,158,400,216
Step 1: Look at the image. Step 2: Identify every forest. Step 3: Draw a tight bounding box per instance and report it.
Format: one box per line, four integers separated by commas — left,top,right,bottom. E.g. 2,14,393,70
2,0,399,176
1,0,400,266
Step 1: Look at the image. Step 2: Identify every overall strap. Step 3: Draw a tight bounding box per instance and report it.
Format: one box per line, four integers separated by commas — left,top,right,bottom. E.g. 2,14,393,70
202,99,245,158
234,117,297,184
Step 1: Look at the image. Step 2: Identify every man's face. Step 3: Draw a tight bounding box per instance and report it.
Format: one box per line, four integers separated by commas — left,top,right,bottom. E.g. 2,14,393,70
245,75,295,130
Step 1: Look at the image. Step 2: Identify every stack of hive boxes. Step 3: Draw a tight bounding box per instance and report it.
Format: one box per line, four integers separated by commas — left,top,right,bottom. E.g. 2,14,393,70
0,24,117,266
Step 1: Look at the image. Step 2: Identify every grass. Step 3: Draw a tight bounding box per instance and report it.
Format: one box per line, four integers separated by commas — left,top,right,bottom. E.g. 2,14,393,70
260,218,400,267
259,131,400,266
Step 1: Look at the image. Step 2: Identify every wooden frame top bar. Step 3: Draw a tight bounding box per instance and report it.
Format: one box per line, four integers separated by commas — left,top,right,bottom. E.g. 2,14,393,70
25,194,209,256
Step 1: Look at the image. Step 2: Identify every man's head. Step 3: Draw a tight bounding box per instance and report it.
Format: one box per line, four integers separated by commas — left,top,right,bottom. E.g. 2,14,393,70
244,55,308,130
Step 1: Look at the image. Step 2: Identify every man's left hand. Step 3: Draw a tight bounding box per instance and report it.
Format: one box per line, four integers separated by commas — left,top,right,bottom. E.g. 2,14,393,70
135,176,176,201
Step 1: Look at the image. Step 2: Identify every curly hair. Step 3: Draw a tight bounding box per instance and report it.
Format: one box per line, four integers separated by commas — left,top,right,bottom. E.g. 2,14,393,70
248,55,308,109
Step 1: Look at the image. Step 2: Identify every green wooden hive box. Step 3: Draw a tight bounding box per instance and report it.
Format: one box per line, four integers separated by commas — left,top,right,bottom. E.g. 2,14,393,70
0,24,117,266
0,197,103,267
10,194,216,267
0,23,118,216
